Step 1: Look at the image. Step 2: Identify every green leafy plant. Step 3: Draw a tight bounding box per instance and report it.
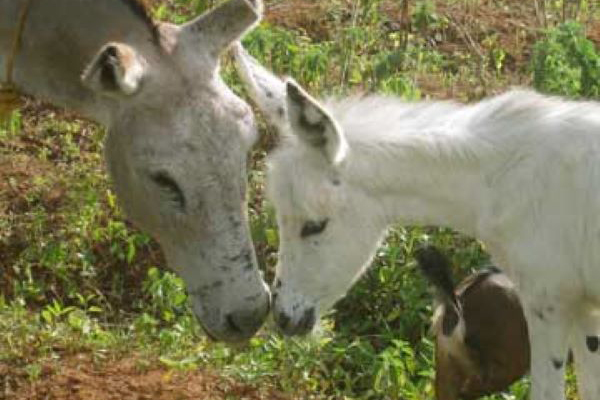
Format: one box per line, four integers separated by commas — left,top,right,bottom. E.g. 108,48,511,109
533,21,600,98
141,267,189,324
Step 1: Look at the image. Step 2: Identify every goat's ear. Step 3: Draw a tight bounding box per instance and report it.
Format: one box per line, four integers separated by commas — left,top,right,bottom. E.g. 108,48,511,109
286,79,348,165
82,42,147,96
233,43,287,129
180,0,262,58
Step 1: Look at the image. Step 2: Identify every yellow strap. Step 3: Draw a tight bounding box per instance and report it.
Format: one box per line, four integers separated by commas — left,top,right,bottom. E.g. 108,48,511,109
1,0,33,123
3,0,33,85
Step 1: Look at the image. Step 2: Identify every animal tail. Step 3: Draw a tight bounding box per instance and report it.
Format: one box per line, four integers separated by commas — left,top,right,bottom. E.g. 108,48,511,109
414,245,462,336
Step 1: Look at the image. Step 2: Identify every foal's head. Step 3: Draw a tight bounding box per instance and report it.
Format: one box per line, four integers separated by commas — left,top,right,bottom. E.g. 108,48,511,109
235,46,388,335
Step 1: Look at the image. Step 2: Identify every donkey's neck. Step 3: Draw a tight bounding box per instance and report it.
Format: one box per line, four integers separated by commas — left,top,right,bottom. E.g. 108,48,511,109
0,0,158,123
328,95,515,237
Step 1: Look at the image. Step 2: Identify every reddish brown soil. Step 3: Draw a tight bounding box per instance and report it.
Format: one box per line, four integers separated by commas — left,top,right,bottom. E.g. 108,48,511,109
1,354,291,400
265,0,600,99
0,99,166,309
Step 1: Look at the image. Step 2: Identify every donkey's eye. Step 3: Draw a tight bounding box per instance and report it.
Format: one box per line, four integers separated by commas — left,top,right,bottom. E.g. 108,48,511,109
300,219,329,238
150,172,186,210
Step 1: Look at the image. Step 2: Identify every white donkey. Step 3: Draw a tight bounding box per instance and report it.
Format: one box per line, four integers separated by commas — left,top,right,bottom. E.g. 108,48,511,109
0,0,270,343
234,45,600,399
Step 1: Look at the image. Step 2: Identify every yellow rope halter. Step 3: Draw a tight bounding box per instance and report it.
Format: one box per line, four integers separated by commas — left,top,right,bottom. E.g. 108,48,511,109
1,0,33,124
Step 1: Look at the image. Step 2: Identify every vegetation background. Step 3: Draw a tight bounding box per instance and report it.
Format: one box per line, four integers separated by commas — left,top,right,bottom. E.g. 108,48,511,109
1,0,599,399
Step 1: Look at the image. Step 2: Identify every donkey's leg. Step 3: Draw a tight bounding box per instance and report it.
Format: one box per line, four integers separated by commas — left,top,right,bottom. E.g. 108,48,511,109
523,301,571,400
571,309,600,400
434,342,463,400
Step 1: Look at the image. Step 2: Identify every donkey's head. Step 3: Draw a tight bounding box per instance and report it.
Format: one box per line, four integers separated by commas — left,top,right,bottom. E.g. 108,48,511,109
79,0,270,342
235,46,387,335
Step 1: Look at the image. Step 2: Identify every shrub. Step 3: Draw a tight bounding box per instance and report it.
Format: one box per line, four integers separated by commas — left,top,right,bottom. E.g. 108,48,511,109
532,21,600,98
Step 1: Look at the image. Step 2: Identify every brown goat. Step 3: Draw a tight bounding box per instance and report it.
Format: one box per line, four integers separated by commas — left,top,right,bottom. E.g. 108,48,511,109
415,246,530,400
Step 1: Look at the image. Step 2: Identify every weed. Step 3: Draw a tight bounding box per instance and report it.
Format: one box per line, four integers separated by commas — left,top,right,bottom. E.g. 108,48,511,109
533,21,600,98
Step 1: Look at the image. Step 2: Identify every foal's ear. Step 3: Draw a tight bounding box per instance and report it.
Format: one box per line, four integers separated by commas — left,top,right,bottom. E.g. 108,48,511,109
286,79,348,165
82,42,147,97
233,43,287,129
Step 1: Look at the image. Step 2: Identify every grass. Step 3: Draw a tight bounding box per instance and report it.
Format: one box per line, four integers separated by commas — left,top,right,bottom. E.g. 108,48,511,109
2,0,599,398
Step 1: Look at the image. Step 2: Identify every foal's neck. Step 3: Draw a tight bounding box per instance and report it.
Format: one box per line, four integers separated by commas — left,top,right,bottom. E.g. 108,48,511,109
331,96,501,237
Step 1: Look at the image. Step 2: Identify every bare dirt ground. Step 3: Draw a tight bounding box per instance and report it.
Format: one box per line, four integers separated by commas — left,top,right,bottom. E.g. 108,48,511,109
1,354,290,400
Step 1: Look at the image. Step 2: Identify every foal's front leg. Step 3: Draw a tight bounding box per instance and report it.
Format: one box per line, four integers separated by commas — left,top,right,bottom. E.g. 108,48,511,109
523,300,571,400
571,310,600,400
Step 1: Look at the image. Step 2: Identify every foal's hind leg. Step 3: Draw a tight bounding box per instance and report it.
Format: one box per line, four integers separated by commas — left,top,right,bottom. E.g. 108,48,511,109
571,308,600,400
523,301,571,400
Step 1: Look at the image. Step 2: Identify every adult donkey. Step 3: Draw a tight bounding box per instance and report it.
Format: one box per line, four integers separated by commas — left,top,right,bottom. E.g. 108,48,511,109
0,0,270,343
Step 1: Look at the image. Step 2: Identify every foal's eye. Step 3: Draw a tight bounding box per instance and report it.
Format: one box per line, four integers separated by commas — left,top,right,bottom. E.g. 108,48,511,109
300,219,329,238
150,172,186,210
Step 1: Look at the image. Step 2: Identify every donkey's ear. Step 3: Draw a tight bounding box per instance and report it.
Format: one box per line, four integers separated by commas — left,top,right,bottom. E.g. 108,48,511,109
233,43,287,129
82,42,147,96
180,0,262,58
286,80,348,165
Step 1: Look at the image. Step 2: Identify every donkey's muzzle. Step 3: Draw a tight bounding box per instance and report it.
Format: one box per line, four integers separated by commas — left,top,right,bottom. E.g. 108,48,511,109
224,306,268,338
274,306,316,336
193,290,270,343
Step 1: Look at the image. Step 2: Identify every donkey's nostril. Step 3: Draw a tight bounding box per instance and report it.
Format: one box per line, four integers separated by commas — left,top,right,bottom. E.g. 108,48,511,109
298,307,316,332
225,313,243,334
276,311,291,330
192,288,269,343
275,308,315,336
223,302,269,341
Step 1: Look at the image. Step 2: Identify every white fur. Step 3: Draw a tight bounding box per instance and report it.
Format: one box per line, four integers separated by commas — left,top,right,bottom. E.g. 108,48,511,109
432,305,470,368
234,47,600,399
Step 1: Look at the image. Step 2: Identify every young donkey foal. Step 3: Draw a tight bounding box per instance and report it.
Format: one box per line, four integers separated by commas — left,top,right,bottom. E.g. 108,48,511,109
0,0,271,342
415,245,530,400
234,46,600,399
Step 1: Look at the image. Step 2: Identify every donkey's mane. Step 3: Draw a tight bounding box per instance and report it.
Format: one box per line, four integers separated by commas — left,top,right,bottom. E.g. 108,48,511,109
318,89,600,165
323,90,531,148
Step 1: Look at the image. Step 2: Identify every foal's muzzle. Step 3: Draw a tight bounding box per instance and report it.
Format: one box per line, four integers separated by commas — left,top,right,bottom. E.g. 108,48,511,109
272,297,317,336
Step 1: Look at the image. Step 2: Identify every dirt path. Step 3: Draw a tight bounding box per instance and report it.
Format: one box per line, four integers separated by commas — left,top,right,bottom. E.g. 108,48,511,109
2,354,291,400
